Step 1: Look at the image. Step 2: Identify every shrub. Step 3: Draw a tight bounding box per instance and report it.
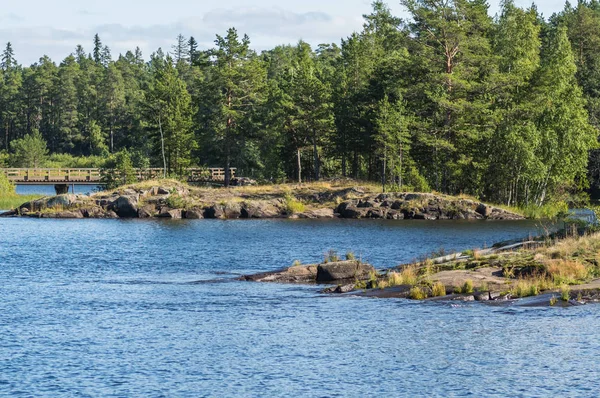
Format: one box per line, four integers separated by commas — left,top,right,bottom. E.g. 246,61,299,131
560,285,571,302
432,282,446,297
345,251,356,261
166,194,187,209
0,172,15,195
292,260,302,267
409,286,427,300
324,249,340,263
284,194,305,214
463,279,474,294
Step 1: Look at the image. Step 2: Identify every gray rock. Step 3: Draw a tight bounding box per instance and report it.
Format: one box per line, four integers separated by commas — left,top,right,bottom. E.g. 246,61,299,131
476,203,493,218
111,195,139,218
316,261,375,283
339,205,369,219
184,208,204,219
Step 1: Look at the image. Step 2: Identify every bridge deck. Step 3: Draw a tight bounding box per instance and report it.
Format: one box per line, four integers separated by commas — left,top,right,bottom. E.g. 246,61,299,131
1,168,236,184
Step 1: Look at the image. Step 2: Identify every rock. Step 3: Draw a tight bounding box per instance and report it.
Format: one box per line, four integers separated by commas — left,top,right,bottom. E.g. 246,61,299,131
476,203,493,218
0,209,18,217
111,195,139,218
367,208,388,219
336,284,356,293
184,208,204,219
223,202,242,219
42,210,84,219
138,205,157,219
316,261,375,283
166,209,183,219
241,201,282,218
158,187,171,195
339,205,369,219
298,208,335,219
204,205,225,219
386,210,404,220
242,264,319,283
357,200,378,208
474,292,490,301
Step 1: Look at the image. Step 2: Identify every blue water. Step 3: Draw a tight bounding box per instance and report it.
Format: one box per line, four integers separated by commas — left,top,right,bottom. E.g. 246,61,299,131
15,184,102,196
1,218,598,397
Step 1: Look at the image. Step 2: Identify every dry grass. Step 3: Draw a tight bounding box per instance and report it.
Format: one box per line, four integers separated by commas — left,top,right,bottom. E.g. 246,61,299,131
432,282,446,297
545,259,589,284
409,286,427,300
387,266,418,287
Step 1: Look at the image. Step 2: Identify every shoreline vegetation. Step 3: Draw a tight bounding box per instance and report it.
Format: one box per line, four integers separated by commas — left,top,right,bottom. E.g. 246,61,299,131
0,179,527,220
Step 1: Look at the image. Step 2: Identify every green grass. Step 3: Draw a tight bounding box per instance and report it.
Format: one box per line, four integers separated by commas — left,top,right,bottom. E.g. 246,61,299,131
0,194,43,211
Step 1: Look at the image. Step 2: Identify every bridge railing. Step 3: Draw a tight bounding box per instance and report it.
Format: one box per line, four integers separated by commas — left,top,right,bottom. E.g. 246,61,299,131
1,167,238,183
3,168,101,182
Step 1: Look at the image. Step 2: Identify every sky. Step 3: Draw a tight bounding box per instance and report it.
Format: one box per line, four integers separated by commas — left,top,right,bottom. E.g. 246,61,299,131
0,0,568,65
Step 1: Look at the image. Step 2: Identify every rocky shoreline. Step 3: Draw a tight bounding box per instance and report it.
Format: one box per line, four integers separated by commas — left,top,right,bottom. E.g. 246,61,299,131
0,181,524,221
241,233,600,308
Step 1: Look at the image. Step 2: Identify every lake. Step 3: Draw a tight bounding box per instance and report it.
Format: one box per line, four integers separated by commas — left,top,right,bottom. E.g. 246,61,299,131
1,218,598,397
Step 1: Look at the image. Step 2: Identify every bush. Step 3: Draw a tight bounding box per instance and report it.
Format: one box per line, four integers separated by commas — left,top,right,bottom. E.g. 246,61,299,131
284,194,305,214
409,286,427,300
432,282,446,297
101,150,138,189
0,172,15,195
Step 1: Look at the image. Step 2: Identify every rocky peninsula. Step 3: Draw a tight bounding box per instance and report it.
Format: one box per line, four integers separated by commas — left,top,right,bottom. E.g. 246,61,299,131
0,180,524,221
241,231,600,307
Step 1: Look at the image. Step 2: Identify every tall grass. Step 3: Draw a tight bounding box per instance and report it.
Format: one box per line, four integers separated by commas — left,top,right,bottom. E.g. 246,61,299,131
0,194,42,211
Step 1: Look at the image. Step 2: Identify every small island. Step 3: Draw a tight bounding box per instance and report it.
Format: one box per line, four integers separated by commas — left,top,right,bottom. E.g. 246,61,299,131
0,180,525,221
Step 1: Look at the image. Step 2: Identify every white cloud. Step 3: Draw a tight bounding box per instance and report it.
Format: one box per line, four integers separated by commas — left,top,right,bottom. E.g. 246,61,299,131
0,7,362,65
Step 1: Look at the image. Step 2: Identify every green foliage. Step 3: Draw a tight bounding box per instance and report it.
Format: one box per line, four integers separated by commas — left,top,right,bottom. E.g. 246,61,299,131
560,285,571,302
462,280,475,294
409,286,427,300
0,171,15,195
9,129,48,167
0,1,598,206
324,249,340,263
345,251,356,261
432,282,446,297
165,194,187,209
284,194,305,214
101,149,138,189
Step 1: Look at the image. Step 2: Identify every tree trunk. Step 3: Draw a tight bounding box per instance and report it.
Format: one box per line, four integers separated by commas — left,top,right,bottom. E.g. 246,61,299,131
158,114,167,178
297,148,302,184
312,130,320,181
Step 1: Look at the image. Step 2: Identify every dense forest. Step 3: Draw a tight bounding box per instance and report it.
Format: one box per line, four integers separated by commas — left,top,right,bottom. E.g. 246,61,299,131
1,0,600,206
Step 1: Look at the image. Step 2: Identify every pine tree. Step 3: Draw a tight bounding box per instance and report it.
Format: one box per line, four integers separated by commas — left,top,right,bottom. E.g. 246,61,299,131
202,28,267,186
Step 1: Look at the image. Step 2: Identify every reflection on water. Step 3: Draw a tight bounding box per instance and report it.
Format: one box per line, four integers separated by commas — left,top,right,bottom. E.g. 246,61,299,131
1,218,596,397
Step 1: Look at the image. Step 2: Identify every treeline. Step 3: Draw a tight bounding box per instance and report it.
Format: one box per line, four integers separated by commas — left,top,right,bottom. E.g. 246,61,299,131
0,0,599,205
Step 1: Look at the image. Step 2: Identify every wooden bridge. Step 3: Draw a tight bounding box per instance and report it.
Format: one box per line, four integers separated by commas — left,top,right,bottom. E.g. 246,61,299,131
1,168,237,185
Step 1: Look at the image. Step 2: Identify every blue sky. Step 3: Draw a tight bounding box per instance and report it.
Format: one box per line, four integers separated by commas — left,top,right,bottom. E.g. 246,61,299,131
0,0,568,65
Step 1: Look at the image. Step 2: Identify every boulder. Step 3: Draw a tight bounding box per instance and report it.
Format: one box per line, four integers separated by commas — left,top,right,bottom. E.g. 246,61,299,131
316,261,375,283
241,201,282,218
42,210,84,219
184,208,204,219
298,208,335,219
204,205,225,219
476,203,493,218
138,205,157,219
223,202,242,219
111,195,139,218
242,264,319,283
339,205,369,219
